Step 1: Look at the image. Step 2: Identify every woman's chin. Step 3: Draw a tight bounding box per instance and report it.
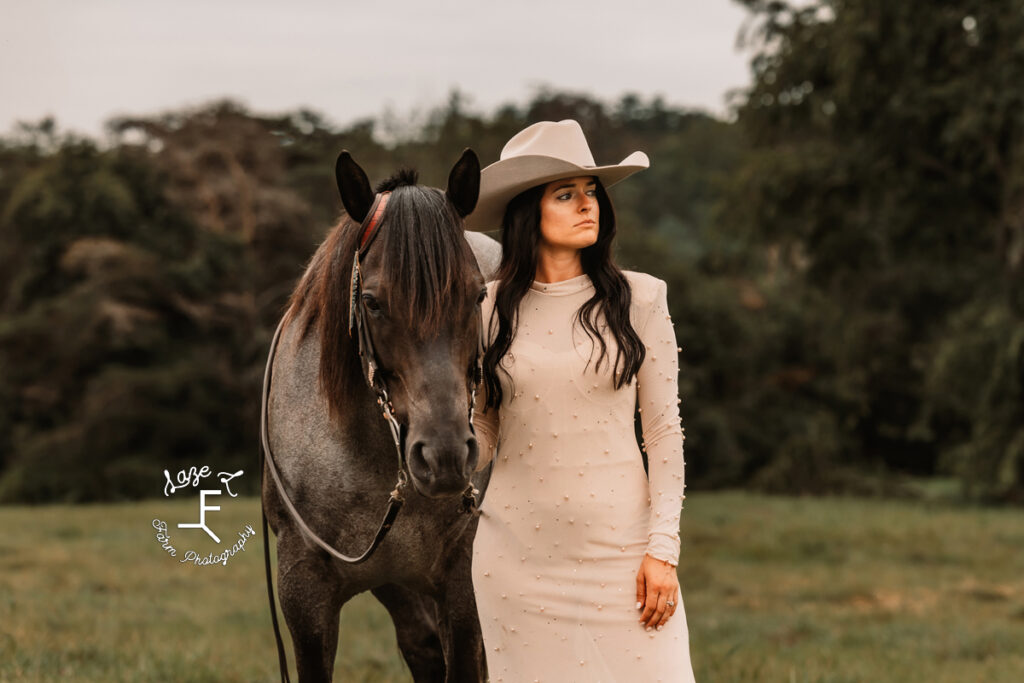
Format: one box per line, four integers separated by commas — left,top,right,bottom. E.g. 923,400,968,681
573,228,599,249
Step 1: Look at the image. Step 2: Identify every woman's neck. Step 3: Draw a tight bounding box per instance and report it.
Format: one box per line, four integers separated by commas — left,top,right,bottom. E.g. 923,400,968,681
534,248,584,283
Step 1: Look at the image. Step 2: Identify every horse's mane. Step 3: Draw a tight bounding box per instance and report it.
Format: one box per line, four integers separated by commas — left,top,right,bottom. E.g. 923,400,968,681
282,168,475,422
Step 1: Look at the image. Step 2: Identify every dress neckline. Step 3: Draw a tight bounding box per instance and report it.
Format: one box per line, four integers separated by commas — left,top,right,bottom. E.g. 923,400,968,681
529,273,594,296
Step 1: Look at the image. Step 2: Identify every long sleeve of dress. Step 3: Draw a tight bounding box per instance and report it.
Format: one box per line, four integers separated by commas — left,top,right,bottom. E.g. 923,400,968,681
473,388,500,472
636,279,686,566
473,287,501,472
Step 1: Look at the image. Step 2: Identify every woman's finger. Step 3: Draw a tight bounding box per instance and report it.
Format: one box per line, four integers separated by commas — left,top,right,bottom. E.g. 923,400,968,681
656,590,678,628
646,591,668,631
638,589,657,626
640,590,666,628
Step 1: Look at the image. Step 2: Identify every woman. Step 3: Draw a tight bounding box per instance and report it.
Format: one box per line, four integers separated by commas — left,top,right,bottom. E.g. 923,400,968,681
465,119,695,682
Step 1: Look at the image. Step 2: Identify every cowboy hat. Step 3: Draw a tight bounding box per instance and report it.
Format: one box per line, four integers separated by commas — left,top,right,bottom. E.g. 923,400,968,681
463,119,649,231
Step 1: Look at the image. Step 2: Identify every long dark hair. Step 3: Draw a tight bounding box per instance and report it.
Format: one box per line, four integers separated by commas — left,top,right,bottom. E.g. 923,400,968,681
482,177,645,410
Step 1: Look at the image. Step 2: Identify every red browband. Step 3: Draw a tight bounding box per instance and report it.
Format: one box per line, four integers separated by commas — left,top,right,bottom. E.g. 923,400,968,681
359,192,391,251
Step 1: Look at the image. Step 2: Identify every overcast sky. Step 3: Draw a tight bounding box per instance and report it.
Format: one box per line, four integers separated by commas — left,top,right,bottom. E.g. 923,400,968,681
1,0,756,138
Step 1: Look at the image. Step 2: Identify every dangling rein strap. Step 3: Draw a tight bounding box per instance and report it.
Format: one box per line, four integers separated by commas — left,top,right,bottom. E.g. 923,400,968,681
260,318,406,565
259,317,405,683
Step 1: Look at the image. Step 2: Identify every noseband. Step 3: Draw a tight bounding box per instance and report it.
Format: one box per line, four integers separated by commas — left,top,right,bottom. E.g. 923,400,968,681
260,191,484,567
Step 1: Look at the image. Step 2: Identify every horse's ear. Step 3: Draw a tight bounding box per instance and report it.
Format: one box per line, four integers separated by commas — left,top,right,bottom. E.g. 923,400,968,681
335,150,375,223
446,148,480,218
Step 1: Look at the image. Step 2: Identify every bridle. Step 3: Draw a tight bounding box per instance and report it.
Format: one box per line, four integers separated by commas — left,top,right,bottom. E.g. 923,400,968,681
344,191,485,522
260,191,486,682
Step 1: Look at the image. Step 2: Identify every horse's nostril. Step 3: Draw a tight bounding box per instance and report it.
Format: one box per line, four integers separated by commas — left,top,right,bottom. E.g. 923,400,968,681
406,440,432,481
407,439,422,462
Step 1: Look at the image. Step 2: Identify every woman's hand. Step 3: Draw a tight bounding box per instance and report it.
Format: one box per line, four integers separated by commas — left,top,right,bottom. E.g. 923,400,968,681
635,553,679,631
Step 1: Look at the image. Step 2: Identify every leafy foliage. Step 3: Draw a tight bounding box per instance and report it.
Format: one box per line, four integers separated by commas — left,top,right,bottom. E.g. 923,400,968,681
726,0,1024,500
1,4,1021,505
0,132,257,501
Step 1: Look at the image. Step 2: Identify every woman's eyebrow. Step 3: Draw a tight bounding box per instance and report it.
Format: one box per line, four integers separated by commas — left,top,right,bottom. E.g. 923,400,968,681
550,180,596,194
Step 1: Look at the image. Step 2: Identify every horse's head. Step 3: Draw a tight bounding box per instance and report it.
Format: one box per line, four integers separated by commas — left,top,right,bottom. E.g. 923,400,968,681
334,149,485,498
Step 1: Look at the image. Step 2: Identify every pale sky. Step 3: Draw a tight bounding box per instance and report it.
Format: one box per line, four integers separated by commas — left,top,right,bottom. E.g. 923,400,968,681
1,0,755,138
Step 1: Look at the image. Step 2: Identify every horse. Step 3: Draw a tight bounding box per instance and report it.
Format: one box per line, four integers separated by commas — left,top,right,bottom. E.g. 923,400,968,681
260,148,499,683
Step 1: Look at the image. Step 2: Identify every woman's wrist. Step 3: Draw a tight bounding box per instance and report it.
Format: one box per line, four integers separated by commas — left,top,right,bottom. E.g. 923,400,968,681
645,532,680,566
644,550,679,568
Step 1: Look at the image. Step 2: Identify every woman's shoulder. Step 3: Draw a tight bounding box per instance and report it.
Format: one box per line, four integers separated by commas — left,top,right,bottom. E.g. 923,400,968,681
622,270,667,308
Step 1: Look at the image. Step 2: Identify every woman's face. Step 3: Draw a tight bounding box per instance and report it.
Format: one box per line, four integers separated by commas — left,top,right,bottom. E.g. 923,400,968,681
538,175,599,252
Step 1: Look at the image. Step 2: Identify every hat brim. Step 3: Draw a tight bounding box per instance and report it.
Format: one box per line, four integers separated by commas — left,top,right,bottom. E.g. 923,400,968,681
463,151,649,231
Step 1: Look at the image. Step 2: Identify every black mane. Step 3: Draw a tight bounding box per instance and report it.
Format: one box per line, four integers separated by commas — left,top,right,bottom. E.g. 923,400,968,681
375,168,419,193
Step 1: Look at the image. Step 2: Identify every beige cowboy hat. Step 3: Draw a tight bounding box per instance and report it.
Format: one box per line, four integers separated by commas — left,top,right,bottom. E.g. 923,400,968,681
463,119,649,231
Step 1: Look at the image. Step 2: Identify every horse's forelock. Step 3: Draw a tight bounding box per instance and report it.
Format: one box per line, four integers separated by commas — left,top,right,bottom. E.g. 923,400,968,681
377,185,475,339
282,180,476,423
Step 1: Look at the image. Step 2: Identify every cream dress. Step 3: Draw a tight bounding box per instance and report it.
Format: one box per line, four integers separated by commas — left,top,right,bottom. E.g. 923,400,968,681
471,271,695,683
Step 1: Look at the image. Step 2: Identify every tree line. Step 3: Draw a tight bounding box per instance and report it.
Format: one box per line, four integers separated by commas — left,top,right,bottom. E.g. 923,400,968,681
0,0,1020,503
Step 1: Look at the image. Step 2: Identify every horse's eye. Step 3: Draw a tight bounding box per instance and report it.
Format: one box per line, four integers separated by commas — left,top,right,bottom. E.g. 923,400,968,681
362,294,381,313
476,288,487,305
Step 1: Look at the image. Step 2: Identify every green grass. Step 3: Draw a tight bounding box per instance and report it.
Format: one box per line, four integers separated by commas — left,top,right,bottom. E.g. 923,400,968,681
1,492,1022,681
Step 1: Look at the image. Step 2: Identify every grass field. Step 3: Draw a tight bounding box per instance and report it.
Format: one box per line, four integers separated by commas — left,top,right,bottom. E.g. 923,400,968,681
1,490,1022,682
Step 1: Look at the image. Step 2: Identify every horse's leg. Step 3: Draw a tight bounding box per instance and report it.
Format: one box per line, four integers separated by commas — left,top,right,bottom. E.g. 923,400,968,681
436,533,487,683
371,583,446,682
277,538,351,683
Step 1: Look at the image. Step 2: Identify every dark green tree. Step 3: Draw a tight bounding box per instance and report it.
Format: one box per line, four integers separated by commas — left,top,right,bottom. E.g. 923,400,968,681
0,133,255,501
726,0,1024,500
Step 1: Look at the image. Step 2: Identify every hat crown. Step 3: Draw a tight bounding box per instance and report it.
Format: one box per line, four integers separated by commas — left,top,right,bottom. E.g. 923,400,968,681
500,119,596,167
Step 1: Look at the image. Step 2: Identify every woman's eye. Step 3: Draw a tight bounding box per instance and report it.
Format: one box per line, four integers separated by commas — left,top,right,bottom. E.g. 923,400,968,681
557,192,571,200
585,189,597,197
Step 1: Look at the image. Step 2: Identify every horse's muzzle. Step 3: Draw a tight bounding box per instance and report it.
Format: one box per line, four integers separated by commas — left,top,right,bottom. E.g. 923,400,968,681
406,435,479,497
